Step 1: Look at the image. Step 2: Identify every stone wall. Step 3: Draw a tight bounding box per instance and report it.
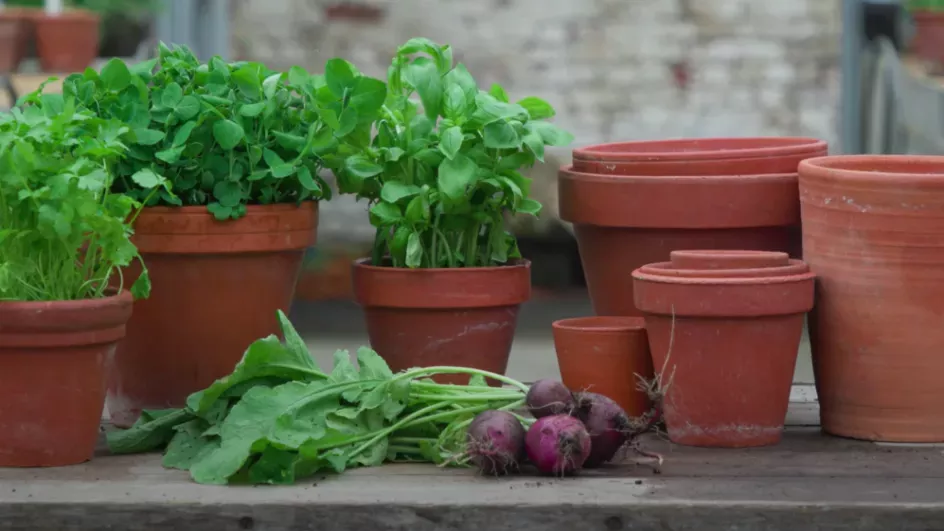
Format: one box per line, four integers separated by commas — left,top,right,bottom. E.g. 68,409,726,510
230,0,842,239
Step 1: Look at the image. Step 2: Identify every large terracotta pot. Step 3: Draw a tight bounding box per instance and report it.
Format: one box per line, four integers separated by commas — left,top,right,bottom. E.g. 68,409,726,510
911,10,944,65
0,9,32,73
352,259,531,385
552,316,653,417
800,155,944,442
107,203,317,427
0,290,132,467
572,137,827,176
561,138,826,317
34,9,100,73
633,250,814,448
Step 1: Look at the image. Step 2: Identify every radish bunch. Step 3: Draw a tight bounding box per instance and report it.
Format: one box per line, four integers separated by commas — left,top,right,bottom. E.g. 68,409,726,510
465,379,662,477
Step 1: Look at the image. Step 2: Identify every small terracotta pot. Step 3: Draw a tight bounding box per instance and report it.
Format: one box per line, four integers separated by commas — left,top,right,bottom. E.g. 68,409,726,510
34,9,100,73
559,164,807,316
552,316,653,417
572,137,827,176
0,9,33,73
107,203,318,428
0,290,132,467
911,11,944,65
633,250,815,448
352,259,531,385
800,155,944,442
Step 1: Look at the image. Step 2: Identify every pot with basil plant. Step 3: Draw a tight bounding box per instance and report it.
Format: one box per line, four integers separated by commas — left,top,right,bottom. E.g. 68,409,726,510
0,85,165,466
54,44,387,427
334,38,573,384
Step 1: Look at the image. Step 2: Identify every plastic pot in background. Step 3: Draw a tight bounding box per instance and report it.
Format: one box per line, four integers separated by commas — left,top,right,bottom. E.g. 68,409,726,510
107,203,318,428
552,316,653,417
0,290,132,467
0,9,32,73
633,250,814,448
34,9,100,73
572,137,828,176
352,259,531,386
800,155,944,442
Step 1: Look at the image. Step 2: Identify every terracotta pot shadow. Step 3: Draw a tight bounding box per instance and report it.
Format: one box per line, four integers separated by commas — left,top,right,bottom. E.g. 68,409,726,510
0,290,132,467
107,203,317,428
633,250,814,448
800,155,944,442
552,316,653,417
352,259,531,386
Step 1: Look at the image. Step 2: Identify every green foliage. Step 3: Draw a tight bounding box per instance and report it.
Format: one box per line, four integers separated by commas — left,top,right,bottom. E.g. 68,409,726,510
107,311,531,485
60,44,382,220
326,38,574,268
907,0,944,11
0,83,164,301
3,0,160,15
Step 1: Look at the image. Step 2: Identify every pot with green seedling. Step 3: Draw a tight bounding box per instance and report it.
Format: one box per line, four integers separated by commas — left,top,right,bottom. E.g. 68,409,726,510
44,44,386,427
330,38,573,384
0,84,165,466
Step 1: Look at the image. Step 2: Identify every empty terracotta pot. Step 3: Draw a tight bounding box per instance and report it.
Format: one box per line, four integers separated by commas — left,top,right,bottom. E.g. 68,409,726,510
560,166,805,316
0,9,32,73
352,259,530,385
910,10,944,65
800,155,944,442
552,316,653,417
633,250,814,448
107,203,318,428
34,9,100,73
572,137,827,176
0,290,132,467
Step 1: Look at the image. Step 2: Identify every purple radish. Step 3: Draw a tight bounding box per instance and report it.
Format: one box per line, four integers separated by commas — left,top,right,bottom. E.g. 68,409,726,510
525,414,591,476
466,410,526,476
579,392,631,467
526,379,578,419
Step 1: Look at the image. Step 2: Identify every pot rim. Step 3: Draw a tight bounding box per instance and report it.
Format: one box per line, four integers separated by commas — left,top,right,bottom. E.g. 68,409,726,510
139,202,318,215
799,155,944,186
573,137,827,163
352,256,531,273
632,265,814,286
559,165,799,183
0,289,133,346
552,316,646,333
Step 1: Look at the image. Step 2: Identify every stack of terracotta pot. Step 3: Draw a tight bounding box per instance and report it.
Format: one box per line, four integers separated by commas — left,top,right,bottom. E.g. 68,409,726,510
553,138,829,447
0,7,101,74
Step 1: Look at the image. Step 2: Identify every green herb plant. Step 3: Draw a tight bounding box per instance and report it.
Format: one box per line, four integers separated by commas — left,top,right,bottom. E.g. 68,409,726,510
0,83,167,301
331,38,574,268
108,310,534,485
62,44,384,220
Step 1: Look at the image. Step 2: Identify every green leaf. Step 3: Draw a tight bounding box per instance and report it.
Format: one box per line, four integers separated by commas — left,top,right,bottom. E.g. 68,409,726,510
100,58,132,91
213,119,245,150
288,65,310,88
344,155,384,178
207,202,234,220
522,131,545,162
263,148,286,168
297,166,321,192
349,77,387,117
133,129,165,146
325,58,358,97
131,168,167,189
175,96,201,120
405,193,430,223
527,121,574,146
173,121,198,147
337,107,358,136
107,409,193,454
438,153,477,200
273,131,306,152
213,181,243,207
438,126,463,159
162,82,183,107
518,198,542,216
489,83,510,103
369,201,402,226
130,269,152,299
380,181,421,204
156,145,185,164
442,84,467,120
483,121,521,149
517,97,555,119
271,164,296,179
403,59,442,119
163,419,218,471
239,102,266,117
263,73,282,99
405,231,423,268
232,66,263,99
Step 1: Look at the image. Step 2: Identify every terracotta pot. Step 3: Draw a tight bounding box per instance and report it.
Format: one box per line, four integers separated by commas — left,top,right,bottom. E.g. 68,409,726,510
552,316,653,417
559,165,807,316
34,10,100,73
911,11,944,65
0,9,33,73
107,203,318,428
633,250,814,448
572,137,827,176
0,290,132,467
352,258,531,385
800,155,944,442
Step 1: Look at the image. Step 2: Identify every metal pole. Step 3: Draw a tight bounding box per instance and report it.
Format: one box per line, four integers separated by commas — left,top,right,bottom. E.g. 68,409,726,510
840,0,864,154
155,0,229,60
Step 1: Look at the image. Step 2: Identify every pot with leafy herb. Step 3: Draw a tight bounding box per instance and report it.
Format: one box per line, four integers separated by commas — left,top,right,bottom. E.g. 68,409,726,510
51,44,386,427
0,86,165,466
336,38,573,384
